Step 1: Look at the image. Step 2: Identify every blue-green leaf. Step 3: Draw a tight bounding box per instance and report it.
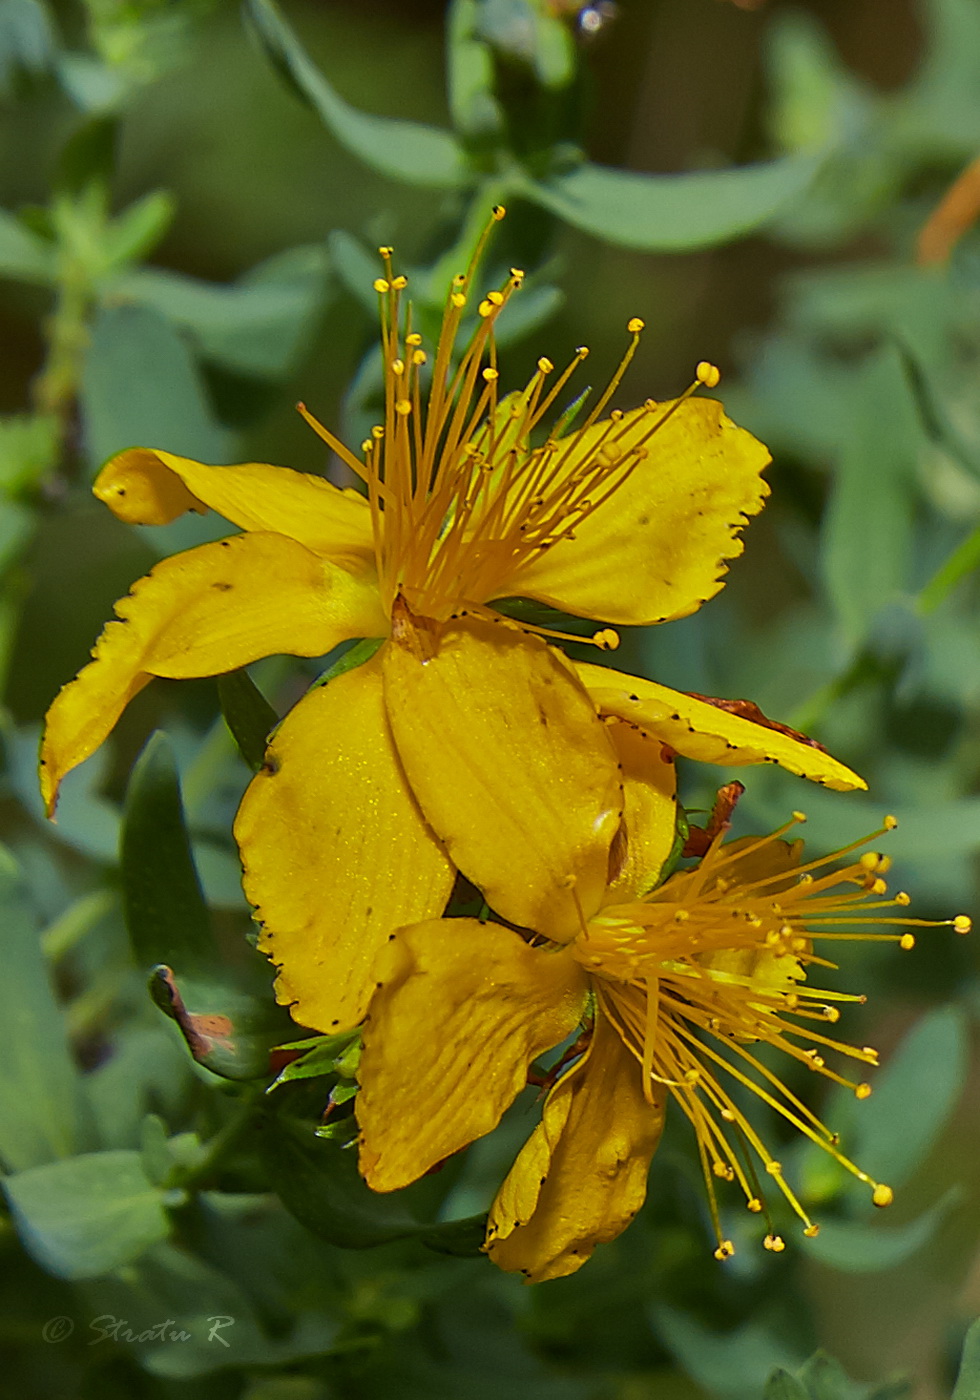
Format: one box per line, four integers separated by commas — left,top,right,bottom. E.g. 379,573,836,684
850,1006,969,1189
0,206,55,284
3,1149,173,1279
0,846,90,1170
244,0,470,189
217,669,279,772
520,151,824,252
0,0,54,93
953,1319,980,1400
803,1194,954,1273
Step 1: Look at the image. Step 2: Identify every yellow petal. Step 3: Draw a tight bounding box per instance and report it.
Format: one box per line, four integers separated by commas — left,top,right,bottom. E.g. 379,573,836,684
575,661,866,793
604,719,678,903
356,919,587,1191
501,398,770,625
40,532,386,814
234,653,454,1034
94,448,375,561
382,610,623,942
486,1007,665,1282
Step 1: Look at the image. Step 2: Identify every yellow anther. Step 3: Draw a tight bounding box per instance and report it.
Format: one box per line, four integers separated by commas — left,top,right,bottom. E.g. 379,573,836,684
696,360,721,388
576,345,590,358
824,1007,840,1023
713,1162,734,1180
803,1224,820,1238
492,204,506,220
538,357,554,374
720,1108,735,1122
405,332,422,346
373,278,390,294
900,933,915,951
747,1198,762,1213
855,1083,872,1100
391,358,405,376
412,350,427,366
884,814,899,830
377,245,393,257
452,292,467,309
895,891,911,906
764,1234,786,1253
360,439,372,453
627,317,645,334
872,1184,894,1208
859,852,879,871
594,628,620,651
482,367,499,382
713,1240,735,1260
792,811,807,824
478,300,493,318
674,909,689,922
870,878,887,895
486,290,504,307
395,400,412,417
955,915,972,934
765,1161,782,1176
371,425,384,439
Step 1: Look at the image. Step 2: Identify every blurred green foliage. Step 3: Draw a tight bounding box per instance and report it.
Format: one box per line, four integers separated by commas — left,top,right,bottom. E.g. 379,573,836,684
2,0,980,1396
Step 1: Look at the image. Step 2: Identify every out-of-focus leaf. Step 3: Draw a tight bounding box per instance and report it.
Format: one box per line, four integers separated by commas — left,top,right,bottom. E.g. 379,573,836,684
803,1194,954,1273
899,0,980,154
86,1025,193,1150
447,0,503,142
80,302,232,550
652,1305,805,1399
766,1372,810,1400
521,151,823,252
3,1149,174,1279
822,345,920,650
79,1241,338,1378
56,51,127,112
0,497,33,572
117,243,331,379
0,845,90,1170
0,206,55,283
0,0,54,92
953,1318,980,1400
766,11,871,155
217,669,279,772
850,1006,969,1188
121,732,217,974
0,412,58,492
56,114,117,195
245,0,470,189
326,227,380,313
102,190,175,271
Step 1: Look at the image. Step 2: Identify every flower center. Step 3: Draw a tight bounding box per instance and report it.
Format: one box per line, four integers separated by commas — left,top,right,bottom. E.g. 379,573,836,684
570,815,971,1255
298,208,718,640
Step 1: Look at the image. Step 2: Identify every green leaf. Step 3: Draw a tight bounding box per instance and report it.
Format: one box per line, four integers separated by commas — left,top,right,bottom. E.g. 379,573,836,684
121,731,217,974
266,1084,486,1254
765,1372,810,1400
447,0,504,142
0,845,90,1169
0,0,55,92
3,1149,173,1279
311,636,385,689
117,243,332,379
102,189,175,271
822,345,920,650
953,1319,980,1400
850,1006,969,1189
244,0,470,189
521,151,824,252
0,206,55,284
149,964,292,1082
218,669,279,772
803,1194,953,1273
326,228,381,313
652,1305,804,1399
80,302,232,548
56,114,118,196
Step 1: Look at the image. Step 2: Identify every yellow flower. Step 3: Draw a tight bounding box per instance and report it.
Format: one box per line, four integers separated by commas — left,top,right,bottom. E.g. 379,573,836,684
354,734,970,1282
41,209,863,1034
